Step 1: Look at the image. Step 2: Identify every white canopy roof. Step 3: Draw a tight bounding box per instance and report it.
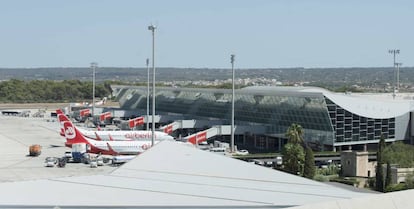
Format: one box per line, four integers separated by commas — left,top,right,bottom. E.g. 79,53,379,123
244,86,414,119
0,140,370,208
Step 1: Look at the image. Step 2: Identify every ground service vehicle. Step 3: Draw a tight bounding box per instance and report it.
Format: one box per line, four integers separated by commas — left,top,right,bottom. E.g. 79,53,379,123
29,144,41,156
112,155,136,164
71,143,87,162
44,157,57,167
57,158,67,168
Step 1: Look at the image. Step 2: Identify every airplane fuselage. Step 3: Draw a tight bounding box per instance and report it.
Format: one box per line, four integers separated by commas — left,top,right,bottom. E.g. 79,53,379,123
63,121,162,155
80,129,173,141
84,138,155,155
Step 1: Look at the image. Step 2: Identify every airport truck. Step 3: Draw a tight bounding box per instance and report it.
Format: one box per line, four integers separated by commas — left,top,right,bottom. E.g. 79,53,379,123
71,143,87,163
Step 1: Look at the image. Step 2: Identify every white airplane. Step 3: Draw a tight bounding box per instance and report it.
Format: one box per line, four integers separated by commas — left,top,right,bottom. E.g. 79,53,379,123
63,121,162,155
57,113,173,141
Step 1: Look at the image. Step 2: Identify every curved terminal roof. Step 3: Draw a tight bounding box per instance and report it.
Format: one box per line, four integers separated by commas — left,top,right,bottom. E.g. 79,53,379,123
113,85,414,119
324,92,413,119
224,86,414,119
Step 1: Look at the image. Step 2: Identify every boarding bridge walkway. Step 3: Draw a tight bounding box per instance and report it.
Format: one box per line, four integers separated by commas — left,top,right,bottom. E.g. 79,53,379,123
184,125,230,144
159,119,228,133
184,125,266,144
159,120,197,134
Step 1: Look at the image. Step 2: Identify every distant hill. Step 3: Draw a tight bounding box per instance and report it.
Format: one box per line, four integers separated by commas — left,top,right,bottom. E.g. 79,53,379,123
1,67,413,91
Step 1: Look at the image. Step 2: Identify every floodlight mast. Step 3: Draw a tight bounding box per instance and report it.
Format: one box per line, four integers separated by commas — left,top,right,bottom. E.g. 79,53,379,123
148,24,156,146
388,49,399,99
395,62,402,93
146,58,150,131
231,54,235,153
90,62,98,116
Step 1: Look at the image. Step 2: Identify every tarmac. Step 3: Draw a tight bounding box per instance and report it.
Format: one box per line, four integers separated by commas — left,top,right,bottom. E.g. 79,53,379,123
0,110,116,183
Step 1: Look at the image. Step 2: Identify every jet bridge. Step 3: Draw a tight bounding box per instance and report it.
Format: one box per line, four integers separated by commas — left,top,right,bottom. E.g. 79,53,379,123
184,125,232,144
118,115,161,130
161,119,268,145
159,119,227,134
183,124,267,145
159,120,197,134
128,116,145,129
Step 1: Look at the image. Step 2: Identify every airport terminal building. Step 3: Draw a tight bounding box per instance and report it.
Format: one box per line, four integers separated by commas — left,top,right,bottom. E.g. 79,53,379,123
112,85,414,152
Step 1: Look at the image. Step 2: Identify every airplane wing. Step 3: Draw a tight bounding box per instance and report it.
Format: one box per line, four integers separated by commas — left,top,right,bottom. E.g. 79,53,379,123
106,143,119,155
94,132,103,141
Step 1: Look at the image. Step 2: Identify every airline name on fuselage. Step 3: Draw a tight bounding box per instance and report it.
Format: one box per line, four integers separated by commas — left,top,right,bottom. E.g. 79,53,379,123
124,132,154,139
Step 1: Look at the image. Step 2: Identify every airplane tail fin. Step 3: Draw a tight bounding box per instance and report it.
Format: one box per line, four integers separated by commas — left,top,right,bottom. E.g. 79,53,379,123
57,114,70,123
63,121,90,146
58,114,71,137
56,109,64,115
59,128,65,137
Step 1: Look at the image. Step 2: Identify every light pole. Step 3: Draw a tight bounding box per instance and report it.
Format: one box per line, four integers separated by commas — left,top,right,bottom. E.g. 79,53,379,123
146,58,150,131
231,54,235,153
90,62,98,116
148,24,156,146
388,49,400,99
396,62,402,93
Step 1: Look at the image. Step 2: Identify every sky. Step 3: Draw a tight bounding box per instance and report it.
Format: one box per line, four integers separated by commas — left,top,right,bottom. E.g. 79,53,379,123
0,0,413,68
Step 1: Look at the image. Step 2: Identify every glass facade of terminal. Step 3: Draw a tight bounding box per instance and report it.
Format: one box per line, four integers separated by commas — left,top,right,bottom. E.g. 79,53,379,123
325,98,395,143
115,86,404,148
116,87,335,145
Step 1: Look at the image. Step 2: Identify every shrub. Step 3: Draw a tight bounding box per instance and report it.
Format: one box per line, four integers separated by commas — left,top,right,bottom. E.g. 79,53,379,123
385,183,406,192
367,177,376,188
331,177,359,186
313,175,329,182
317,164,340,176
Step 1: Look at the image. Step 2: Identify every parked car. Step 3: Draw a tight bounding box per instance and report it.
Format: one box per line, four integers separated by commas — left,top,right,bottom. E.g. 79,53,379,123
44,157,57,167
235,150,249,155
89,156,98,168
97,157,104,166
275,156,283,166
90,161,98,168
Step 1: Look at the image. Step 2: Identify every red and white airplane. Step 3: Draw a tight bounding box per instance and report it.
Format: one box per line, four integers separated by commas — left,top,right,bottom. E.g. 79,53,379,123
63,121,162,155
57,113,173,141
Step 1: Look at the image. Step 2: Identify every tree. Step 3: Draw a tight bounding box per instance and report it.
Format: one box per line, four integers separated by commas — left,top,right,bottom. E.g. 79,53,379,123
0,79,112,103
282,143,305,175
303,146,316,179
385,161,392,189
282,123,306,175
285,123,304,145
405,172,414,189
383,142,414,167
376,136,386,192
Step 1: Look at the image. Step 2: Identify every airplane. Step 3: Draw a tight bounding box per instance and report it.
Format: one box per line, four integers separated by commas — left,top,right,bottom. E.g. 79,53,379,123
68,97,107,108
89,97,107,106
56,113,174,141
56,112,93,137
63,121,162,155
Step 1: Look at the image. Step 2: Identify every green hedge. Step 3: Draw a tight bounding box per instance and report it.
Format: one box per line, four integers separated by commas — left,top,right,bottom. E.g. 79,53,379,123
330,177,359,186
385,183,406,192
